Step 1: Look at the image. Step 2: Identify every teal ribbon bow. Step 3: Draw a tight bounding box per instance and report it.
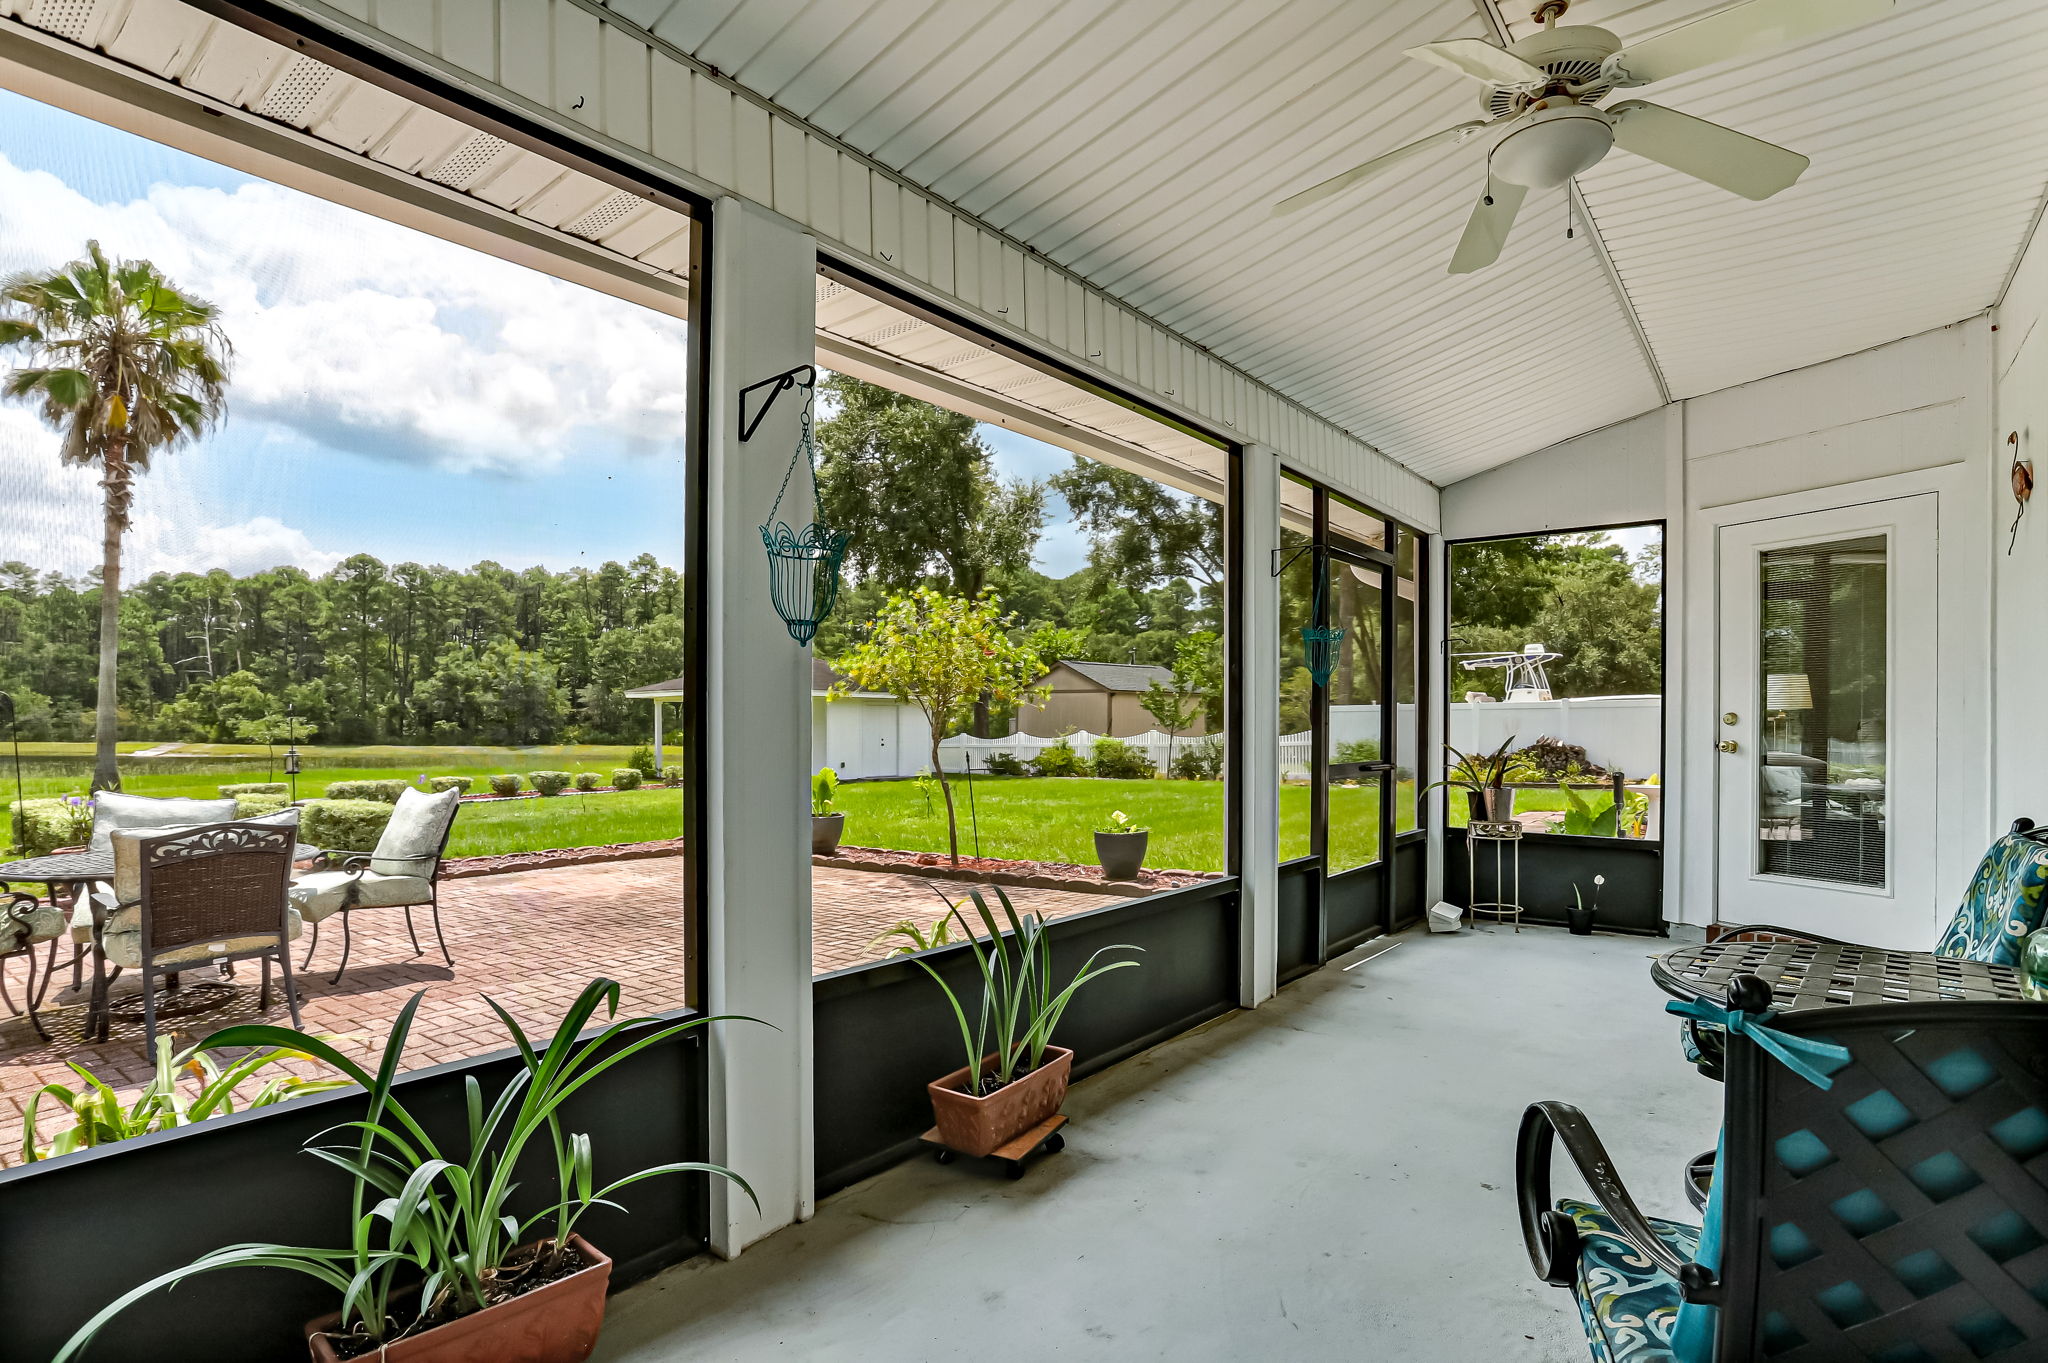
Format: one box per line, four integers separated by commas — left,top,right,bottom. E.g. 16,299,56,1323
1665,997,1851,1090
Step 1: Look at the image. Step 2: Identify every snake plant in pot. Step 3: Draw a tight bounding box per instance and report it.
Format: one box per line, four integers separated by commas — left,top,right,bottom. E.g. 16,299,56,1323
55,979,757,1363
911,886,1140,1158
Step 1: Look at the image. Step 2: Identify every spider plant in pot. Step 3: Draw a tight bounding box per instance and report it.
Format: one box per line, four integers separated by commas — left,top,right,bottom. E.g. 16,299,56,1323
1426,737,1536,823
1094,808,1148,881
54,979,758,1363
912,886,1139,1158
811,766,845,854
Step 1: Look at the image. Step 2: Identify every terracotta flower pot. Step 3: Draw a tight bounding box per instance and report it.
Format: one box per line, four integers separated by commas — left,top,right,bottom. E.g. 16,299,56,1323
1094,829,1147,881
928,1047,1073,1158
304,1235,611,1363
811,812,845,854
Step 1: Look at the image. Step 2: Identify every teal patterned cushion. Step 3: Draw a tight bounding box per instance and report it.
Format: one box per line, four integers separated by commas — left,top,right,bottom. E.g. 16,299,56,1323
1558,1198,1702,1363
1933,831,2048,965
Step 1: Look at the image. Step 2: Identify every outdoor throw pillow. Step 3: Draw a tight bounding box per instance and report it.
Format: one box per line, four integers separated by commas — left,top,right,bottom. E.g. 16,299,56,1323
88,792,239,853
369,785,459,877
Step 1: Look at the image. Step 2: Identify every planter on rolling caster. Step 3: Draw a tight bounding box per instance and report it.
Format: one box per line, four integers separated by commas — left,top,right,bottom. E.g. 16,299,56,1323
1094,829,1148,882
811,812,845,855
305,1236,611,1363
928,1047,1073,1158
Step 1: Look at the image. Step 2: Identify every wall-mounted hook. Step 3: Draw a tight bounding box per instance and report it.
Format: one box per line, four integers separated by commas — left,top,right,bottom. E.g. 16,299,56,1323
738,363,818,443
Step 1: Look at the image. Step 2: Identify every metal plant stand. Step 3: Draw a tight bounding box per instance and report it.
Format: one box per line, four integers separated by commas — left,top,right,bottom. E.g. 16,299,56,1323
1465,820,1524,931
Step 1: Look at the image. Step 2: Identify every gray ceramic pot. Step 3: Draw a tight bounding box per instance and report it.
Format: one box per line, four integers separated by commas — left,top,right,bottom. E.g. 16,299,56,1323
1094,829,1148,881
811,813,845,855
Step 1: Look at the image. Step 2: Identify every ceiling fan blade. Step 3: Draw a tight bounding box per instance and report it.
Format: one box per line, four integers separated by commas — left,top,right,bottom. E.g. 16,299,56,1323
1606,0,1893,86
1609,101,1808,199
1273,121,1492,216
1447,181,1527,275
1405,38,1546,88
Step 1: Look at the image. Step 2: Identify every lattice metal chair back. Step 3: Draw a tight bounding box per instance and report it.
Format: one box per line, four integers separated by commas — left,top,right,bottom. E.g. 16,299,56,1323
1722,1000,2048,1360
1519,984,2048,1362
120,820,303,1048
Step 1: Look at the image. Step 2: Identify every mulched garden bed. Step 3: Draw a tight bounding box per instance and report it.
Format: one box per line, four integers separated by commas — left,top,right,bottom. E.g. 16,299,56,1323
812,845,1223,898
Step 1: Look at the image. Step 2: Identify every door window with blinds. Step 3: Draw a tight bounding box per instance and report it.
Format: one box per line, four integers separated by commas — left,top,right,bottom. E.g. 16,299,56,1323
1755,534,1888,887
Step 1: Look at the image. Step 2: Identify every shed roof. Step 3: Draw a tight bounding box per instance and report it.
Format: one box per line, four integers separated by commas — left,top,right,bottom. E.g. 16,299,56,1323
1053,660,1177,693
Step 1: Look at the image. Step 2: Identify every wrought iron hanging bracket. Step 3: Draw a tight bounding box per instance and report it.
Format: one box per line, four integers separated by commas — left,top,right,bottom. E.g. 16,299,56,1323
737,363,817,443
1269,543,1315,577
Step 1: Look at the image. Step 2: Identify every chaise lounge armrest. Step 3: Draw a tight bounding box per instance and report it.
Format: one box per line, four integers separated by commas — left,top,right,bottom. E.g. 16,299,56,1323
1516,1101,1715,1300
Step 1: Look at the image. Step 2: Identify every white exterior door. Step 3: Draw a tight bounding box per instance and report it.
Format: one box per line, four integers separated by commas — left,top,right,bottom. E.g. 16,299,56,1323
1714,495,1937,947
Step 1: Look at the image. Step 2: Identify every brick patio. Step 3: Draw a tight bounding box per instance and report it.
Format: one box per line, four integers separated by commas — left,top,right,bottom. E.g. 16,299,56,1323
0,857,1109,1167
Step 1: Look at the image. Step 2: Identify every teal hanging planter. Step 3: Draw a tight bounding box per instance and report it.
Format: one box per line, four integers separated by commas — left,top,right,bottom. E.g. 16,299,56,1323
757,377,850,645
1302,551,1345,687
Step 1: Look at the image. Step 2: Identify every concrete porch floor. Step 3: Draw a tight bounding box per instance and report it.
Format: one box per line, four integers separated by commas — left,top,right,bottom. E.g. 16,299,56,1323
595,921,1718,1363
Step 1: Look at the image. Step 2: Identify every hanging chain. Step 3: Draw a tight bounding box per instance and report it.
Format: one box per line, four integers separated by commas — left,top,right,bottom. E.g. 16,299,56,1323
764,380,817,527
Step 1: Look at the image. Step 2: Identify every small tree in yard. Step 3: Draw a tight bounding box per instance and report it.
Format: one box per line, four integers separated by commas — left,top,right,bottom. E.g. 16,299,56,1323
834,587,1045,866
1139,630,1219,775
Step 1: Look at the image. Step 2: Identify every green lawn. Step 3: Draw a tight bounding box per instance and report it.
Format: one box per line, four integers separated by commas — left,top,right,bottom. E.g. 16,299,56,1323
441,788,683,858
6,743,654,802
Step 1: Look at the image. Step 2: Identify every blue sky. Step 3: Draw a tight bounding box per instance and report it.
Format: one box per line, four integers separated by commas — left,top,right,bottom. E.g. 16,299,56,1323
0,87,1088,580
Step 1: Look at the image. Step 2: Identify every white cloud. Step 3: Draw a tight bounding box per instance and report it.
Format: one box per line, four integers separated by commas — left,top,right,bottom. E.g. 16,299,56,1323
0,407,340,578
0,150,691,476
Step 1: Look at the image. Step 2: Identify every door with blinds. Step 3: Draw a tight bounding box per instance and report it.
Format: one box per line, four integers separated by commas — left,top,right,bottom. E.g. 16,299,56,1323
1714,496,1936,947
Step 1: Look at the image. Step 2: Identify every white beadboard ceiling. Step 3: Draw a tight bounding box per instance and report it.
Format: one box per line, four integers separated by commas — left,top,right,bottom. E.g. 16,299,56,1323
7,0,2045,489
603,0,2047,484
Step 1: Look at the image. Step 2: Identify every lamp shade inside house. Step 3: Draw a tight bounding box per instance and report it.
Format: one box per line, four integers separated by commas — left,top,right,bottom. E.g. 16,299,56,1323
1766,673,1813,711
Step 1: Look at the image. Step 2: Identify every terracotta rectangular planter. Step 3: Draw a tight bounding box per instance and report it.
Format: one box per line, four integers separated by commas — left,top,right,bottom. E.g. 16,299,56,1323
304,1235,611,1363
928,1047,1072,1158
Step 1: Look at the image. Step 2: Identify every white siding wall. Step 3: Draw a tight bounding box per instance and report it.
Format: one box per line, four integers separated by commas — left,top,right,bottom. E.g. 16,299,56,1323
270,0,1439,530
1993,219,2048,831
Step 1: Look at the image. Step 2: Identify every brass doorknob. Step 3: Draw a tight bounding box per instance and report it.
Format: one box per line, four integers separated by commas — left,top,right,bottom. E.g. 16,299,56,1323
1717,739,1739,753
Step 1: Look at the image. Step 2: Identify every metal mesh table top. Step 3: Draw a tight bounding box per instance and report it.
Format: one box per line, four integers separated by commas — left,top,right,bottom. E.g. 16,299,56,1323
1653,938,2027,1012
0,845,319,883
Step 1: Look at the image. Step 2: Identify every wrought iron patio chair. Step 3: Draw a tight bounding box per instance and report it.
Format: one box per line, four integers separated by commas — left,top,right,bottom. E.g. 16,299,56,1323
1519,975,2048,1362
1681,818,2048,1082
1,886,64,1040
292,785,461,985
108,820,304,1051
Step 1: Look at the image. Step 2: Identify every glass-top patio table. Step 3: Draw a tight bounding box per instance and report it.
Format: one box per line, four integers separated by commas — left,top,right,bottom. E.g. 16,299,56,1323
0,844,318,1041
1653,935,2027,1013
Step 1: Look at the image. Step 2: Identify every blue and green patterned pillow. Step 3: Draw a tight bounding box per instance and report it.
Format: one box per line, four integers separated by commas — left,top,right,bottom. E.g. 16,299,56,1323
1933,831,2048,965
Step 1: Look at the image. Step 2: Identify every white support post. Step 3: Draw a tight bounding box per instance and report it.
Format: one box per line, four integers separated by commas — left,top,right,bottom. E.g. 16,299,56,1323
652,701,664,775
1237,445,1281,1006
703,196,816,1255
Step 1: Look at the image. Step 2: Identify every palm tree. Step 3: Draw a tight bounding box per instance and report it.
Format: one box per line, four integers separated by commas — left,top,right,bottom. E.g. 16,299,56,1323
0,241,231,791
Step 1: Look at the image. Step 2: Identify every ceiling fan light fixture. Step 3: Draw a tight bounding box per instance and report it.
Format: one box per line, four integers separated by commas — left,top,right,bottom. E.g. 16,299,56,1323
1488,105,1614,188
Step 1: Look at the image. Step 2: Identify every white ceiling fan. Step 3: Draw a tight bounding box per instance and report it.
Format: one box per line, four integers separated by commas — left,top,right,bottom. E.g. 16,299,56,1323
1274,0,1894,273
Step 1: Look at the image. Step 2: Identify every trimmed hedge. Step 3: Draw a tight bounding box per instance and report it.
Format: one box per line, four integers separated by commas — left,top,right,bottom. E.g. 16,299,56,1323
429,776,473,795
611,768,643,791
300,799,394,854
626,744,659,778
233,794,291,818
324,779,410,804
13,797,93,857
572,771,601,792
1029,738,1091,778
219,781,289,798
529,770,572,797
487,774,523,797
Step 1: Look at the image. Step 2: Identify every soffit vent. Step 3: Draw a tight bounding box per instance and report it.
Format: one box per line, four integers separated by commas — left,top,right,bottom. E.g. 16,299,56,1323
565,190,643,240
257,56,334,123
430,132,511,190
852,318,922,346
32,0,98,42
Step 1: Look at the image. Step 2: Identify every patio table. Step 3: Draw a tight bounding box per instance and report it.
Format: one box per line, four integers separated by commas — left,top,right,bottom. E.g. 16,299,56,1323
0,844,318,1040
1652,936,2027,1014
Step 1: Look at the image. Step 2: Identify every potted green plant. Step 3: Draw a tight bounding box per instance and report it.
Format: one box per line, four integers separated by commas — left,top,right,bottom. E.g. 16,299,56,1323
55,979,755,1363
1429,737,1534,823
910,887,1138,1159
1568,875,1604,936
811,766,845,854
1094,808,1148,880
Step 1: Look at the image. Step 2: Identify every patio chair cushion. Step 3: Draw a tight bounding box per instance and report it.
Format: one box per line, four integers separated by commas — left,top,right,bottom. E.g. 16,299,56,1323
289,868,433,922
87,793,238,853
97,902,303,969
368,786,458,877
1932,828,2048,965
4,901,65,950
1557,1197,1702,1363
